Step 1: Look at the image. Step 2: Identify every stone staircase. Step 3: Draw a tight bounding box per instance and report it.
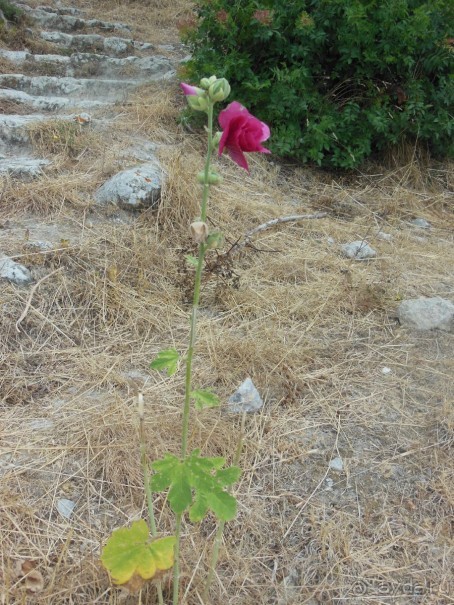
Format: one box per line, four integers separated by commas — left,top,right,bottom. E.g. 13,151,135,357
0,1,181,181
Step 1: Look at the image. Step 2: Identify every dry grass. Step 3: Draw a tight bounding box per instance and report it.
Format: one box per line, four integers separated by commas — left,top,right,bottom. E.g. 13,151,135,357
0,1,453,604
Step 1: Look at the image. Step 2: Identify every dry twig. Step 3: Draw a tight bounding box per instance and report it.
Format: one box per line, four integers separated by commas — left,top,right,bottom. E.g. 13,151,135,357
229,212,328,255
15,268,62,332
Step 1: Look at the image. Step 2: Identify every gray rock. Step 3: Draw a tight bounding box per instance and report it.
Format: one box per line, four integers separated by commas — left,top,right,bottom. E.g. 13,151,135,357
41,31,136,56
0,88,108,112
0,74,142,102
398,297,454,332
377,231,392,241
28,419,54,431
341,240,376,260
227,377,264,413
0,254,33,284
410,218,431,229
329,456,344,472
20,5,131,34
56,498,76,519
95,163,162,209
0,157,50,179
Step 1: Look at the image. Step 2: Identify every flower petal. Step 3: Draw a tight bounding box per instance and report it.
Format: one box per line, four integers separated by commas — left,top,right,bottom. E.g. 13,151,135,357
227,145,249,171
180,82,201,96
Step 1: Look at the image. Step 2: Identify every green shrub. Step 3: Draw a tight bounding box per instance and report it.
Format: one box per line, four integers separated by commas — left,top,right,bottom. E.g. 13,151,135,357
0,0,22,22
180,0,454,169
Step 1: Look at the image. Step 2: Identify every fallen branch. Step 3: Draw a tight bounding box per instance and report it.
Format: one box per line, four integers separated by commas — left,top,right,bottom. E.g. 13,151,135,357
228,212,328,255
15,268,62,333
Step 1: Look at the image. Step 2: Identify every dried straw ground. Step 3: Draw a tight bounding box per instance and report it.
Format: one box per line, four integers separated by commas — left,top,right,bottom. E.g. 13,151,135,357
1,1,453,604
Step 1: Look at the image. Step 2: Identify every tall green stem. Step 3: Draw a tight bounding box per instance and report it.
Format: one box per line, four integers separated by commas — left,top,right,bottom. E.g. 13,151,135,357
202,413,246,603
138,393,164,605
181,102,213,458
174,102,214,605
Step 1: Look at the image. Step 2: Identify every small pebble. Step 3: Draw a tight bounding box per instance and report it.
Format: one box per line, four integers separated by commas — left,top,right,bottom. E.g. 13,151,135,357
227,377,264,413
377,231,392,241
329,456,344,472
57,498,76,519
342,240,376,260
325,477,334,490
410,218,431,229
382,367,392,375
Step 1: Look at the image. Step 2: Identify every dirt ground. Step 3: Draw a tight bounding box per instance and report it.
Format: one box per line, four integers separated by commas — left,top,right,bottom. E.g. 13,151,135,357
0,1,453,604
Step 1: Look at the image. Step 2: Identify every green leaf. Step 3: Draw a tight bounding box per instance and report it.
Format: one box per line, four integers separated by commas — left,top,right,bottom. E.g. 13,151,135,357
151,451,240,522
150,349,179,376
190,389,220,410
185,254,199,267
100,520,175,585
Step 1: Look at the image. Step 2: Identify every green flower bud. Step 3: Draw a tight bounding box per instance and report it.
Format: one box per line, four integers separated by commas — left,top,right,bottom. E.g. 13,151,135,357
206,230,225,250
208,78,231,103
200,78,211,89
212,132,222,147
187,94,208,112
208,75,217,85
197,171,223,185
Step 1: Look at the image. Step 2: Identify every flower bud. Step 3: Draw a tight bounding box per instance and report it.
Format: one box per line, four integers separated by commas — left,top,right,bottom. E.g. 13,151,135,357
197,170,223,185
208,75,217,85
190,221,209,243
206,230,224,250
208,78,231,103
212,132,222,147
187,94,208,112
200,78,211,89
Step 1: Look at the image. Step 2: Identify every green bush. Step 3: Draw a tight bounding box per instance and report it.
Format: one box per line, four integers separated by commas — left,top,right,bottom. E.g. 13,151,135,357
180,0,454,169
0,0,22,22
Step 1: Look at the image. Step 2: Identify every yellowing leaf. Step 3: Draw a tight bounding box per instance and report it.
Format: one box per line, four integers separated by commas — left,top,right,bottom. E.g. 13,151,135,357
101,520,175,585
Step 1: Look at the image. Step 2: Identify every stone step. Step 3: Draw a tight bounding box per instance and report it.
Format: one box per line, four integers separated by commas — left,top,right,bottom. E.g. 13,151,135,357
17,4,131,34
0,154,50,179
0,88,108,113
40,31,154,57
0,74,142,101
0,113,104,146
34,5,83,17
0,49,175,80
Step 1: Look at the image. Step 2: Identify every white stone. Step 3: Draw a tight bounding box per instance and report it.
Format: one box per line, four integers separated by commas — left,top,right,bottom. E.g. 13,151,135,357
227,377,264,413
377,231,392,241
410,218,431,229
342,240,376,260
0,255,33,284
398,297,454,332
95,163,162,209
382,367,392,375
329,456,344,472
57,498,76,519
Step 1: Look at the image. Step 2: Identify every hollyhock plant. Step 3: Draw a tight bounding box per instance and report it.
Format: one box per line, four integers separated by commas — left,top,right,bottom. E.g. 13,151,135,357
218,101,270,171
103,77,271,605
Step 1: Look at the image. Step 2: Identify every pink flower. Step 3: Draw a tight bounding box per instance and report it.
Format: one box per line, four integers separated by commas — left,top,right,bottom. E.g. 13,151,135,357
216,10,228,24
180,82,202,96
253,9,272,25
218,102,270,171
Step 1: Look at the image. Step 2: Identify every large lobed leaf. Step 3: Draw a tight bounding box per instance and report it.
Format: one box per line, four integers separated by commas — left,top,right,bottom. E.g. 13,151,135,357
101,520,175,585
151,450,241,522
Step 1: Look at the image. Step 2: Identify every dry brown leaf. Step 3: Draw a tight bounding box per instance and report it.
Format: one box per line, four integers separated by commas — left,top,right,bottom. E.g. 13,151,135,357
12,561,45,594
